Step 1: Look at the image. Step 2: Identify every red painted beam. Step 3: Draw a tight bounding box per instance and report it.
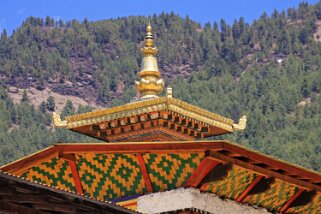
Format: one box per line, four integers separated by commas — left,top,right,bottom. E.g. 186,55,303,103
0,146,58,172
236,175,264,203
184,157,221,187
278,189,305,213
67,160,83,195
223,143,321,183
136,154,153,193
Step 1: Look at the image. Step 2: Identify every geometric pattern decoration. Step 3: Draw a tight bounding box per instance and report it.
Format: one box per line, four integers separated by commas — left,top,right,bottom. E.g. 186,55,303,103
143,153,204,192
201,166,258,200
286,193,321,214
20,157,76,192
75,153,146,201
246,179,299,212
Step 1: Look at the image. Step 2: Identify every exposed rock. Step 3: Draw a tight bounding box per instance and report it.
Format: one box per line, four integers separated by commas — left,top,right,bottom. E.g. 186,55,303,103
7,86,18,93
7,87,102,113
313,20,321,42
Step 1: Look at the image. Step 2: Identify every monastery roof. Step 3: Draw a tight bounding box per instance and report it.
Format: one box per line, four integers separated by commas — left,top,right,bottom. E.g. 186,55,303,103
50,24,247,143
53,97,246,142
1,140,321,213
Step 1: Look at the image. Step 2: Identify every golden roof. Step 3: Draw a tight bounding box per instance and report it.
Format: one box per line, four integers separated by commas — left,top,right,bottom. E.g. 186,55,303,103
65,97,234,130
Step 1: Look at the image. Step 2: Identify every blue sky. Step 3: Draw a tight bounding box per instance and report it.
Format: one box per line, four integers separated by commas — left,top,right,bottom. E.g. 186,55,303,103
0,0,320,34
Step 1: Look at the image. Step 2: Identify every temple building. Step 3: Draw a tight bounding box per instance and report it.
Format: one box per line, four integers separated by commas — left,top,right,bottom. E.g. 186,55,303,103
1,24,321,214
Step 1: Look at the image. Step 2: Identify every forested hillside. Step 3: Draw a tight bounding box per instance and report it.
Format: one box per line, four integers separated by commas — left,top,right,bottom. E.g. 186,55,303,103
0,2,321,171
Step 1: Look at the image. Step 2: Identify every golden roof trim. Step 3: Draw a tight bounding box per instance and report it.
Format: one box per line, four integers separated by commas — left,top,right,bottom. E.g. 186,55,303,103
64,97,235,130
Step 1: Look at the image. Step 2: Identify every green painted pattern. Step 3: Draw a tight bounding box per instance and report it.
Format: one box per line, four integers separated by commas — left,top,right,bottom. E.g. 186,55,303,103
21,157,76,192
204,166,258,200
76,153,146,200
143,153,204,192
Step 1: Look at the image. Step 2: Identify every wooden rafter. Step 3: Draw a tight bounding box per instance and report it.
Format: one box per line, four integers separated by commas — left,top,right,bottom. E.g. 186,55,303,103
72,109,215,142
222,144,321,183
106,126,194,142
278,189,305,213
236,175,264,202
136,154,153,193
184,157,221,187
67,160,83,195
58,153,83,195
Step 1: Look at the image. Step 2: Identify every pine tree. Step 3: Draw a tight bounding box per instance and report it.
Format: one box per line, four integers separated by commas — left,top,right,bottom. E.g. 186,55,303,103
46,96,55,111
39,101,46,113
21,90,30,103
61,100,74,119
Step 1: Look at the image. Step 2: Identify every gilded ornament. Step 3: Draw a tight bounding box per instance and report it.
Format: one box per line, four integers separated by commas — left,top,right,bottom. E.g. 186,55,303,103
233,115,247,131
135,23,164,99
52,112,67,128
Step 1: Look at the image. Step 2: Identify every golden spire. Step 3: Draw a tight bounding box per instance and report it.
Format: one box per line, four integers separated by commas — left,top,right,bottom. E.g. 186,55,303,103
141,22,158,55
135,23,164,100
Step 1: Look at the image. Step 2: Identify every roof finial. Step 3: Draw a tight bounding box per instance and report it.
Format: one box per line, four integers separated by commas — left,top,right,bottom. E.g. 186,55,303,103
135,22,164,100
142,21,157,55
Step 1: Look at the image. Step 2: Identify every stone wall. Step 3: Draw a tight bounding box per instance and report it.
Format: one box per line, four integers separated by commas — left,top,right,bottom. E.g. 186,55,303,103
137,188,271,214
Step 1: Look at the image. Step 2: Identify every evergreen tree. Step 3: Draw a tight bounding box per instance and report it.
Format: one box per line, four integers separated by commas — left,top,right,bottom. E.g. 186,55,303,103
61,100,74,119
21,90,30,103
39,101,47,113
46,96,55,111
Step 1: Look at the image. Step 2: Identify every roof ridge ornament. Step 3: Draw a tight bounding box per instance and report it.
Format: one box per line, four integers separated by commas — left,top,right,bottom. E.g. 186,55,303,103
135,22,164,100
52,112,67,128
233,115,247,131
